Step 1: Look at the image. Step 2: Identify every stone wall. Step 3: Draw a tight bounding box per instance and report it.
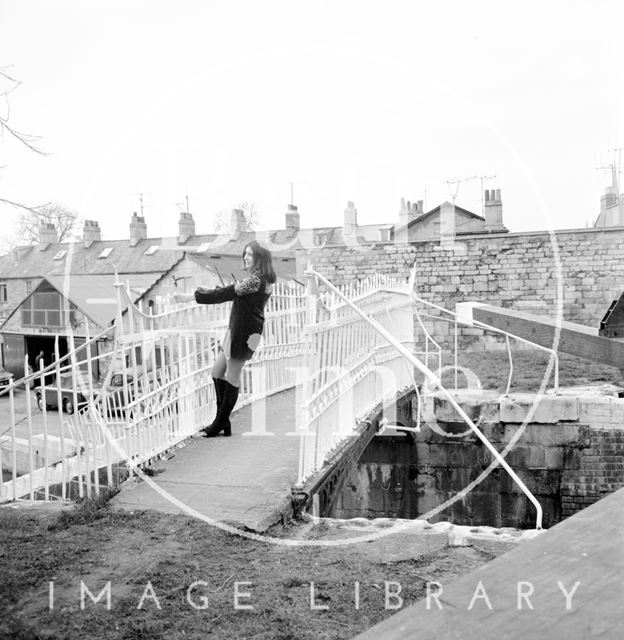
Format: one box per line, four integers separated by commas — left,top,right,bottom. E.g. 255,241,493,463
305,226,624,330
330,390,624,529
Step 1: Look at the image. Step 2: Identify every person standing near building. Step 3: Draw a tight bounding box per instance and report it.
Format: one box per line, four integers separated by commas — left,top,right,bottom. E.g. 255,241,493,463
35,350,45,371
174,241,276,436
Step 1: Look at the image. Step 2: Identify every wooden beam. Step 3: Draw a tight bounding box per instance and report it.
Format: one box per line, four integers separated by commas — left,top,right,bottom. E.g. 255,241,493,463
470,304,624,368
353,487,624,640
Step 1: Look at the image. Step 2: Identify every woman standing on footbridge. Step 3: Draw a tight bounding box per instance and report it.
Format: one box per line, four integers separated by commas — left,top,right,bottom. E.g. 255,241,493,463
174,241,276,436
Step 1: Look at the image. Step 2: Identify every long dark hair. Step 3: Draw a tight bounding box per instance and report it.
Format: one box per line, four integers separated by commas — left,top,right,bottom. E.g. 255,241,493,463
244,241,276,284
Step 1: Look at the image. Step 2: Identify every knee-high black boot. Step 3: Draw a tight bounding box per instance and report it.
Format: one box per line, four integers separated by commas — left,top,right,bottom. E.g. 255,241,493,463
204,380,239,437
201,378,225,434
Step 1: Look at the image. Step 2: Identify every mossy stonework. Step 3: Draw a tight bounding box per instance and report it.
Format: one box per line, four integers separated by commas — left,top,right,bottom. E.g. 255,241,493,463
330,390,624,529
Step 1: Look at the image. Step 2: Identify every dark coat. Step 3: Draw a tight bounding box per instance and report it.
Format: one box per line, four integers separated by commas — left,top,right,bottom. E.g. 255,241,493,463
194,278,271,360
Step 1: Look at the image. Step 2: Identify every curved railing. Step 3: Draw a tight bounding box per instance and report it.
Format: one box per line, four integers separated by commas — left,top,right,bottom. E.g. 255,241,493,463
303,267,543,530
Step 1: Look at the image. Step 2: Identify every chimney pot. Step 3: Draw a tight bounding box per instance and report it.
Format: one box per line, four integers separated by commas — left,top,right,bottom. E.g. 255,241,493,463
178,211,196,244
285,204,300,233
230,209,248,235
38,222,58,250
343,201,358,236
83,219,102,248
484,188,507,232
397,196,421,240
129,212,148,246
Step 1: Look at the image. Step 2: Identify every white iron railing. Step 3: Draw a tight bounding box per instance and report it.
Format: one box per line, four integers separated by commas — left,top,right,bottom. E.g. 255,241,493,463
0,278,309,502
1,265,546,529
302,267,544,529
297,270,415,483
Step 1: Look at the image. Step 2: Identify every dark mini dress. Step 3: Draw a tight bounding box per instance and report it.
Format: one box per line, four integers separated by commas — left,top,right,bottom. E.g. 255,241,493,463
194,273,272,361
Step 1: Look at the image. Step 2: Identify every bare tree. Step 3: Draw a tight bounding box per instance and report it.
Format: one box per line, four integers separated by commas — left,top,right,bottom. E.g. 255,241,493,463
16,203,81,244
0,68,45,155
1,67,48,218
213,201,260,232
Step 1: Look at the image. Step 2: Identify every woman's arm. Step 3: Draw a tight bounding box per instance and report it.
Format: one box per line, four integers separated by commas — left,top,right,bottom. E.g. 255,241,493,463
234,274,263,296
194,285,236,304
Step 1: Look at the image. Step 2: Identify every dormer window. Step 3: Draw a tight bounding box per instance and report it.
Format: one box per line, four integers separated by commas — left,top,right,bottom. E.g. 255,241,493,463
378,228,391,241
98,247,114,259
144,245,160,255
314,234,328,246
53,250,67,260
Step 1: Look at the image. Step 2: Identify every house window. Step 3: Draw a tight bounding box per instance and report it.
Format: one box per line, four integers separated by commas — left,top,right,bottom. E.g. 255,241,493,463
314,234,328,246
0,281,7,304
378,228,391,241
25,280,33,294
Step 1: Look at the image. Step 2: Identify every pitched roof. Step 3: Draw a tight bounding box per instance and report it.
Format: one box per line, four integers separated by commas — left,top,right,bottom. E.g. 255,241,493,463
188,251,298,281
0,273,160,331
0,231,306,280
0,238,184,279
134,250,300,305
404,201,484,229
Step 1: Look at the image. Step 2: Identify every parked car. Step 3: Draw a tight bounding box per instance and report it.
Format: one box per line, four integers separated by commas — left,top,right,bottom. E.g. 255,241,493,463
34,373,95,414
0,365,14,388
34,372,137,415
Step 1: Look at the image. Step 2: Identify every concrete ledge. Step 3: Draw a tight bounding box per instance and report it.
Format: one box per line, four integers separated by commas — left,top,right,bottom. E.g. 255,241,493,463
500,395,579,423
425,390,581,426
426,390,501,424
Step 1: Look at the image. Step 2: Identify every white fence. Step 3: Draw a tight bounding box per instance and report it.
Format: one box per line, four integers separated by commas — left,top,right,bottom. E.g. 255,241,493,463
2,274,413,500
297,272,415,482
0,265,550,527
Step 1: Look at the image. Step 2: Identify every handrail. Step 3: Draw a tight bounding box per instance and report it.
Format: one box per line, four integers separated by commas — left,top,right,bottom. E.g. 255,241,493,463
306,268,543,530
413,301,560,394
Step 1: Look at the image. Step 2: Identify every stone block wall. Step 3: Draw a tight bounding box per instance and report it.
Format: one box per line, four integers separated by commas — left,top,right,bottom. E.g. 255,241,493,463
331,390,624,528
305,227,624,332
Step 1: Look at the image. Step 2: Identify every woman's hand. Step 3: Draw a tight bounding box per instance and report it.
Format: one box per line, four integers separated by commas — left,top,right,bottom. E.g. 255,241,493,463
172,292,195,304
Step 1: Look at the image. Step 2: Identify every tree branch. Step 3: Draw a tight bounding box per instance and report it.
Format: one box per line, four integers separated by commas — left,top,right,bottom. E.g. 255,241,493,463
0,197,50,215
0,67,47,155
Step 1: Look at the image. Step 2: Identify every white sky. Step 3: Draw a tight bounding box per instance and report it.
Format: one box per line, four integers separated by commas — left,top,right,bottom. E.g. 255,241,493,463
0,0,622,243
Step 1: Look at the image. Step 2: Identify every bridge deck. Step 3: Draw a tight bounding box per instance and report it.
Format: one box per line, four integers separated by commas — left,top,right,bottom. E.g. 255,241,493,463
354,486,624,640
110,387,300,532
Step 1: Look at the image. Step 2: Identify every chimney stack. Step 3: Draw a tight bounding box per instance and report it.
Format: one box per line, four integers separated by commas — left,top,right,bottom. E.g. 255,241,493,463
601,186,618,213
343,201,358,236
230,209,248,235
285,204,300,234
38,222,58,250
178,211,196,244
396,198,422,241
484,189,507,233
83,220,102,248
129,212,147,247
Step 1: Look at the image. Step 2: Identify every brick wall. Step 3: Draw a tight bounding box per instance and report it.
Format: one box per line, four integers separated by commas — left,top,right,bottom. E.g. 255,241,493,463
561,428,624,517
